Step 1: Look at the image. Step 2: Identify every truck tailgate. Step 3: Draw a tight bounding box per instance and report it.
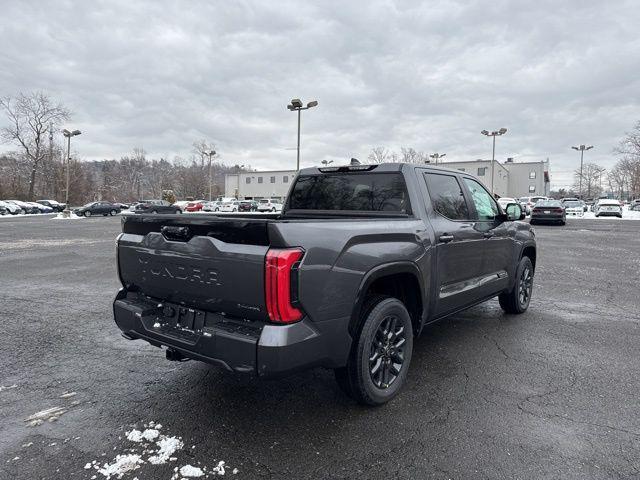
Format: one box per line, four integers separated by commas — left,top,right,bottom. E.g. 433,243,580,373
117,215,271,322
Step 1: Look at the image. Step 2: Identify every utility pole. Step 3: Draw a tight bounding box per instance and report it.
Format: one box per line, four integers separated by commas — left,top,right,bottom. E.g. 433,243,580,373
481,128,507,195
62,129,82,217
205,149,216,201
571,145,593,199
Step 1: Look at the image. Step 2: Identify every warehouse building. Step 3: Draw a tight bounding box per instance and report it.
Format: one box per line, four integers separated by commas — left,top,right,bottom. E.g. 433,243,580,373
225,158,550,200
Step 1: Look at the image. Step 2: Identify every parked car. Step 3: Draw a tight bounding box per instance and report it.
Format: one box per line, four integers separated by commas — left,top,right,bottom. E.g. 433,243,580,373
36,199,65,212
172,200,191,212
185,200,205,212
563,200,584,217
201,201,222,212
530,200,566,225
0,204,7,215
497,197,518,211
133,200,181,214
73,201,121,217
28,202,54,213
113,162,535,405
560,197,579,204
220,201,240,212
594,199,622,218
238,200,258,212
5,200,39,214
631,203,640,212
0,200,22,215
518,196,547,215
257,199,283,212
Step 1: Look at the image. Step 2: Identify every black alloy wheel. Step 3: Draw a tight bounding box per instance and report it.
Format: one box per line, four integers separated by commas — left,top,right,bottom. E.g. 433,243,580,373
369,315,407,389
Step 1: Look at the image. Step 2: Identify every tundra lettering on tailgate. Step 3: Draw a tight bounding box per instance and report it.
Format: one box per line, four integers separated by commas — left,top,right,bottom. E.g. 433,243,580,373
138,255,222,286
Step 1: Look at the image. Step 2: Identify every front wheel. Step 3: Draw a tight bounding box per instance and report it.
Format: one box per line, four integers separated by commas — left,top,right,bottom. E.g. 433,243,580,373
110,209,117,216
335,296,413,406
499,256,534,314
84,211,91,217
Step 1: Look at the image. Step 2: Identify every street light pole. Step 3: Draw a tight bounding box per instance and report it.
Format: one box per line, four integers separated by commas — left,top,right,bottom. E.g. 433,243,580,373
62,129,82,217
205,149,216,201
287,99,318,170
481,128,507,195
571,145,593,199
429,153,446,165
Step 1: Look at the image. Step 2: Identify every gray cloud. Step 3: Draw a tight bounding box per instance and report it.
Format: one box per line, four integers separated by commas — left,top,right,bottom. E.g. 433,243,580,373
1,0,639,187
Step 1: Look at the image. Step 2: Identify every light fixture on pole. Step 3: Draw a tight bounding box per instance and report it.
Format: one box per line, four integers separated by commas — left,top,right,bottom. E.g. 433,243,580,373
205,149,216,201
287,98,318,171
321,159,333,166
481,128,507,195
62,128,82,217
571,144,593,199
429,153,446,165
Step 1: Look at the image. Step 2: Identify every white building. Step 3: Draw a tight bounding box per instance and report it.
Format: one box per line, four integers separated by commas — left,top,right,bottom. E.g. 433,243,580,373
224,170,297,200
439,158,550,198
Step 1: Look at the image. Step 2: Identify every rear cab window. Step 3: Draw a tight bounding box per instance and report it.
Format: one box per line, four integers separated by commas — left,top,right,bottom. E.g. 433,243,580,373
287,172,411,214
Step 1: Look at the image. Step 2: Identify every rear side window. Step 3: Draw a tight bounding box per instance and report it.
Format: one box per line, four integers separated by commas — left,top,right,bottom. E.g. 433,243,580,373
288,173,411,213
424,173,470,220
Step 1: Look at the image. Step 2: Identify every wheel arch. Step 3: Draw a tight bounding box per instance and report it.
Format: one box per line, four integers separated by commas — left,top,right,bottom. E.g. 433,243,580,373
350,262,425,337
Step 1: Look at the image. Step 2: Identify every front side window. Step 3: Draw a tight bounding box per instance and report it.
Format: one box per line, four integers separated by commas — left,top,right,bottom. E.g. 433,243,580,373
289,172,411,213
463,177,499,220
424,173,469,220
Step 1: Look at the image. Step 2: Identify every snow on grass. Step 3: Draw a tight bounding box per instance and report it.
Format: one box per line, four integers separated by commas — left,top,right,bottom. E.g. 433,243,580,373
87,422,238,478
52,212,84,220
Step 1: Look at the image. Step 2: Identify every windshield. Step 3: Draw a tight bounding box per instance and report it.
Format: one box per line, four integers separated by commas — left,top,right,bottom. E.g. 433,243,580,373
259,199,269,204
82,202,95,207
288,172,411,213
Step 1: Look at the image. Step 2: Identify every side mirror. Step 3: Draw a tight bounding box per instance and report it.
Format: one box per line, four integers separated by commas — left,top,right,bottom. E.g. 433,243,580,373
505,203,523,221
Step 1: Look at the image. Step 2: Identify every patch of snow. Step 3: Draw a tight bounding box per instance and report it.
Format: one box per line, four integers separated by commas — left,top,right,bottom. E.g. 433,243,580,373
85,463,92,469
179,465,204,477
25,406,67,426
0,384,17,392
153,322,161,328
127,428,160,442
98,454,143,479
60,391,77,398
232,468,239,475
52,212,84,220
22,442,33,448
148,436,184,465
212,460,226,476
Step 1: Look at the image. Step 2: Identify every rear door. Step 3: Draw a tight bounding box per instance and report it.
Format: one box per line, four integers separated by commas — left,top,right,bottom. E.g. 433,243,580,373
421,171,487,316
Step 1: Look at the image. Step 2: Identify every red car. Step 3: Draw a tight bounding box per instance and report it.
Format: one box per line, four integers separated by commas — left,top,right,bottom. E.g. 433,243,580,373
185,200,205,212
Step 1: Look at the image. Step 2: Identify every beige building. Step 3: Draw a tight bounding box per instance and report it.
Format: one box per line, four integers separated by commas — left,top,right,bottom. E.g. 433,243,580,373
224,170,297,200
438,158,550,198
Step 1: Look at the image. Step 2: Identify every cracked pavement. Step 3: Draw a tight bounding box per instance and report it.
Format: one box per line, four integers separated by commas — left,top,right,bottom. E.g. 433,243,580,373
0,215,639,479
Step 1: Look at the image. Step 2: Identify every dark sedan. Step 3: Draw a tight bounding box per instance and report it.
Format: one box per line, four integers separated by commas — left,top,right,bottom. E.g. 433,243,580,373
238,200,258,212
133,200,182,214
530,200,566,225
73,201,121,217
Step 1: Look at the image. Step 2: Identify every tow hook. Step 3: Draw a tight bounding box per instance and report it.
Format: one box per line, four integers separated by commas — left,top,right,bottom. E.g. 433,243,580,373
166,348,189,362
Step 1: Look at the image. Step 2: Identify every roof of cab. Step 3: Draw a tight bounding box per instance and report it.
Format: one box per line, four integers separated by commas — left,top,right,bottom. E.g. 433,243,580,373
298,162,469,176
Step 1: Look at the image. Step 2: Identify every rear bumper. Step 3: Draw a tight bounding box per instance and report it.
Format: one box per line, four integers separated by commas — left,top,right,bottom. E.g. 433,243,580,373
113,289,351,378
531,214,564,222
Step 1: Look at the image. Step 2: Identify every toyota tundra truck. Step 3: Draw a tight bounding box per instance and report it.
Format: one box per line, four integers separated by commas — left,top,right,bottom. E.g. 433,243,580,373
113,162,536,405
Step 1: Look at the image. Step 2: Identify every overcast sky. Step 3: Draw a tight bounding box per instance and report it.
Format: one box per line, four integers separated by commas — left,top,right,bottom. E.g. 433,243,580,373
1,0,639,188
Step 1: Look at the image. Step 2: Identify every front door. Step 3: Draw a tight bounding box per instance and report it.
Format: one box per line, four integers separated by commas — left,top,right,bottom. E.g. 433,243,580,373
422,172,488,317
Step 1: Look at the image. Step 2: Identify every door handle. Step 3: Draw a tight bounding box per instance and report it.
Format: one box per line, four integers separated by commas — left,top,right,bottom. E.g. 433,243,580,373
439,234,454,243
483,232,494,238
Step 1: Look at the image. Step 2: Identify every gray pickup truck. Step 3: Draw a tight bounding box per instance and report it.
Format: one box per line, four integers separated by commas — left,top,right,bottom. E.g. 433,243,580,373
114,163,536,405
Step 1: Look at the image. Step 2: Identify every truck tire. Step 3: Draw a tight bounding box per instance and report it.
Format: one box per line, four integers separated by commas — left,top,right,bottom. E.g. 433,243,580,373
498,256,534,314
335,295,413,406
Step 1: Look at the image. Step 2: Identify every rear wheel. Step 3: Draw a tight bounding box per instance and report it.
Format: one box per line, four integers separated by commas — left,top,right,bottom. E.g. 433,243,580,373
334,295,413,406
84,211,91,217
499,256,534,314
110,209,117,216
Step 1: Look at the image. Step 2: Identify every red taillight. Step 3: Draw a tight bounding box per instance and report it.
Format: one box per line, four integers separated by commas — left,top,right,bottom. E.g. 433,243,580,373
265,248,304,323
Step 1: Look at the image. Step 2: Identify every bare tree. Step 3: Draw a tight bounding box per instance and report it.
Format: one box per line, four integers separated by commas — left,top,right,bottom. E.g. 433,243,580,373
400,147,428,164
614,121,640,199
572,162,606,199
0,92,70,200
368,147,391,163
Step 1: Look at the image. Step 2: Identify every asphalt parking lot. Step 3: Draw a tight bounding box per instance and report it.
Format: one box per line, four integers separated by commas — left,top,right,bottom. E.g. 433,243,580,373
1,215,639,479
